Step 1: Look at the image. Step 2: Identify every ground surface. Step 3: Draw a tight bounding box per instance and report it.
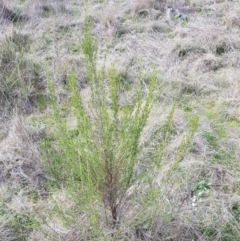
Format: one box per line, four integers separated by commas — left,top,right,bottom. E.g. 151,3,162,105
0,0,240,240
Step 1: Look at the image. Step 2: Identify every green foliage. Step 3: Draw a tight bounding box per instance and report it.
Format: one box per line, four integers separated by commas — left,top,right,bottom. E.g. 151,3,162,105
42,13,199,237
221,222,239,241
0,207,39,241
160,112,199,182
201,221,240,241
10,212,39,241
192,179,210,192
203,132,219,149
191,179,211,199
231,203,240,221
203,130,235,167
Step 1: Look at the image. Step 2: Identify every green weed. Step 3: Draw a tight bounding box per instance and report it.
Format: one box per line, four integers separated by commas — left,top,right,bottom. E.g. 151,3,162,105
41,13,199,238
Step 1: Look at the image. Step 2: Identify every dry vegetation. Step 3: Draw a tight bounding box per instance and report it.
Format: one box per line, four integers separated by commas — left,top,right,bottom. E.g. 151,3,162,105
0,0,240,240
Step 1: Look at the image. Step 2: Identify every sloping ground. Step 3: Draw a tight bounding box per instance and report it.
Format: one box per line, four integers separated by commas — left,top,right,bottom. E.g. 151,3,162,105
0,0,240,240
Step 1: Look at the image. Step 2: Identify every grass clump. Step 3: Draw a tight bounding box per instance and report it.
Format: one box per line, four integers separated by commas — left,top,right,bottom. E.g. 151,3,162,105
0,189,39,241
0,34,46,115
41,14,199,239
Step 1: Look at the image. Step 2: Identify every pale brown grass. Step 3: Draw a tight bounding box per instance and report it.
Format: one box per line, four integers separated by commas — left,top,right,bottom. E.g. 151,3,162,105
0,0,240,240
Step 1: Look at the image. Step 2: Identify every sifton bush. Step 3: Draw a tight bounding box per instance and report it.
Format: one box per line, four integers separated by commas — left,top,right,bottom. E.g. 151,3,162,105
42,14,198,239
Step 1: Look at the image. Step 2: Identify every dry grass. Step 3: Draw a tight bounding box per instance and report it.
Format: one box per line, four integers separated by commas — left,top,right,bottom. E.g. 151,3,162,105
0,112,46,240
0,0,240,240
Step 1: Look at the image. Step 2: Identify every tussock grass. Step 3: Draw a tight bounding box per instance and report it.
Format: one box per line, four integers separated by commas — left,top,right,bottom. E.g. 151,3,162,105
0,27,46,116
0,112,45,241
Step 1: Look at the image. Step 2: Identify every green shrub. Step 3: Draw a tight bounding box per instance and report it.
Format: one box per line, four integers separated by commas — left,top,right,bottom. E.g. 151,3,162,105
42,14,199,238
